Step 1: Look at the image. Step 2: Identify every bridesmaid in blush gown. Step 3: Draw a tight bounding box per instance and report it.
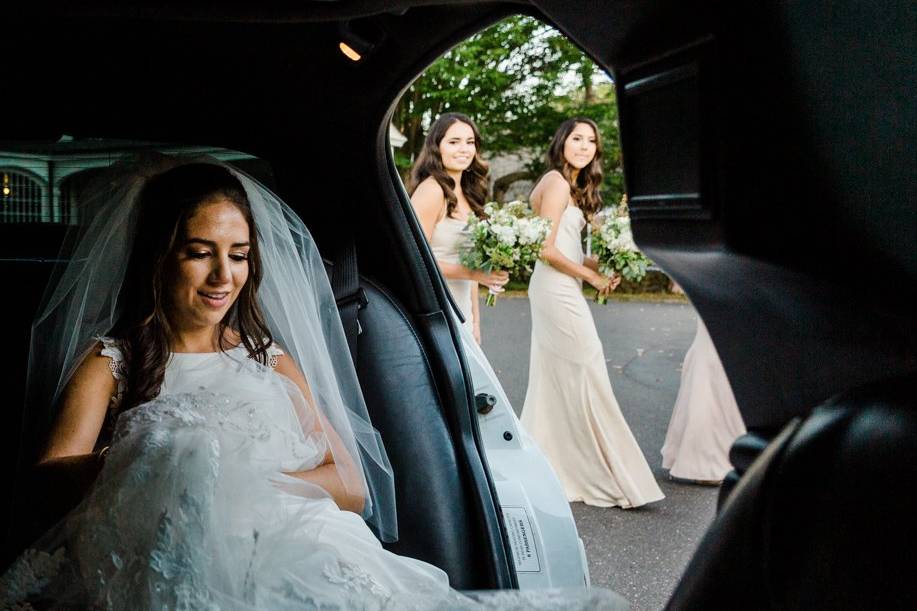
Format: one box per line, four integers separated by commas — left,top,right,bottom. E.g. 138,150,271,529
521,118,664,509
409,113,508,343
661,317,747,483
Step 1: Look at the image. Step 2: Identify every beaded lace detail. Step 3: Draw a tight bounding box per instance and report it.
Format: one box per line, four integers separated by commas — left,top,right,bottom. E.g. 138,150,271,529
264,344,283,369
97,336,127,412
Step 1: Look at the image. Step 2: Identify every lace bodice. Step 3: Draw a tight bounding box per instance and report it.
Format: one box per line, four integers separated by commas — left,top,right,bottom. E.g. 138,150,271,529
97,336,284,411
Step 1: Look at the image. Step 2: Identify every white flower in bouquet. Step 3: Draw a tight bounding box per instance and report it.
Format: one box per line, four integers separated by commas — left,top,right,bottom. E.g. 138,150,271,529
589,202,651,304
460,200,551,306
517,217,546,245
493,224,518,246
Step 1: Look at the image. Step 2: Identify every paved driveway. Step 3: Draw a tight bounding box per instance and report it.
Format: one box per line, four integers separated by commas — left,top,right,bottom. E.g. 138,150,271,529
480,296,719,611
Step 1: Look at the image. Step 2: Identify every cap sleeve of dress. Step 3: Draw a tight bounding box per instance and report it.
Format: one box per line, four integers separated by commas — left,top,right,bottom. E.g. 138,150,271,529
266,343,284,369
95,335,127,411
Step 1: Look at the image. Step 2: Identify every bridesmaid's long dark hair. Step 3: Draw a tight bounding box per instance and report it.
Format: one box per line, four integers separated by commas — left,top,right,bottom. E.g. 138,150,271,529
113,163,273,411
407,112,490,219
545,117,604,218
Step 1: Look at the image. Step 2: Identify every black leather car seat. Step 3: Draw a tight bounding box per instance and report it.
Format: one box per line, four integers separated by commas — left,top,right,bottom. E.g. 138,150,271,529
667,373,917,610
352,275,487,590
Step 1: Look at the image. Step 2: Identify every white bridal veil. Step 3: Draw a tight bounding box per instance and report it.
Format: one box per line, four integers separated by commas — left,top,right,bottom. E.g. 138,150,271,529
24,153,398,542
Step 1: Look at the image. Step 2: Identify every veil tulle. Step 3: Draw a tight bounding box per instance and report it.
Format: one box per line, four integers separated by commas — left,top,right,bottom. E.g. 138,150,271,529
23,153,398,542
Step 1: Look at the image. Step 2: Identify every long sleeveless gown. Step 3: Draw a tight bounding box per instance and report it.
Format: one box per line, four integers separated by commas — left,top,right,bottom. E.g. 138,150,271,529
521,205,664,508
1,338,625,610
661,318,747,481
430,215,475,332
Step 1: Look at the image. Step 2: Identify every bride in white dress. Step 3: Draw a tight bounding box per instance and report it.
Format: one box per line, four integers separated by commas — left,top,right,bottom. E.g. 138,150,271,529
1,157,623,610
408,113,508,343
521,118,664,509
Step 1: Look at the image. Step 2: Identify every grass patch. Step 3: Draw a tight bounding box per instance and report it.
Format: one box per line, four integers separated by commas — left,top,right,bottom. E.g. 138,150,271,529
480,286,688,304
484,270,687,303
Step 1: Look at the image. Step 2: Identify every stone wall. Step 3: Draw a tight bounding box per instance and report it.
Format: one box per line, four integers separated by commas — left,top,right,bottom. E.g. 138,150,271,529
484,149,537,202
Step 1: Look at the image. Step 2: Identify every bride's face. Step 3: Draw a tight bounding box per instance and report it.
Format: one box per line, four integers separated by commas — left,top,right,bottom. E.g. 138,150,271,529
166,199,251,334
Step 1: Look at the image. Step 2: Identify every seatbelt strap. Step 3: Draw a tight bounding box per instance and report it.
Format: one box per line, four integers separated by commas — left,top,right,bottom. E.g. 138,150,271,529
331,238,367,364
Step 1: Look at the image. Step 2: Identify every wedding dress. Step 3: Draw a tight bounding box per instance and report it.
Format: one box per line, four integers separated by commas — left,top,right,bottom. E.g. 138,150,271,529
521,205,664,508
1,337,624,609
429,214,475,333
661,318,746,482
1,156,626,610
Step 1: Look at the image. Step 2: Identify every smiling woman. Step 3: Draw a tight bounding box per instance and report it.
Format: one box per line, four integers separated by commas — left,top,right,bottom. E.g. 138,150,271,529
168,204,253,351
107,164,275,413
408,113,509,343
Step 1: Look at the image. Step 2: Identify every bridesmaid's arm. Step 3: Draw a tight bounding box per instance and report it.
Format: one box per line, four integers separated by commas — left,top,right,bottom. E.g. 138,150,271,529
536,176,610,292
409,178,497,284
274,354,366,514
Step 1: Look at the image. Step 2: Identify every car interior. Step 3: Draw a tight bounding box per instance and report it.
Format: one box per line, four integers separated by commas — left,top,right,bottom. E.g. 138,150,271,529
2,1,914,608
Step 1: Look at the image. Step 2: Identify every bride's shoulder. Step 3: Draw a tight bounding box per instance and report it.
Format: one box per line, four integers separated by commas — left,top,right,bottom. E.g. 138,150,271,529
269,347,311,393
93,335,127,380
264,341,285,369
236,335,285,369
59,337,122,403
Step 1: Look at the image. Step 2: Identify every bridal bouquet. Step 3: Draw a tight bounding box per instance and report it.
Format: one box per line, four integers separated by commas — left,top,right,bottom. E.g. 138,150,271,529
590,200,651,305
460,200,551,306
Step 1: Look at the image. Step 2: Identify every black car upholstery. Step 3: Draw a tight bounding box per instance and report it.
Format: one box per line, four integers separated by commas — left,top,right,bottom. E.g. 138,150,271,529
1,226,66,569
352,273,493,589
667,374,917,610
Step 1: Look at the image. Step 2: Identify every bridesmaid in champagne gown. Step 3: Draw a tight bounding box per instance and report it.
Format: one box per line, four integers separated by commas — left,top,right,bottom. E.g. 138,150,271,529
408,113,508,342
521,118,664,508
661,317,747,482
429,216,475,331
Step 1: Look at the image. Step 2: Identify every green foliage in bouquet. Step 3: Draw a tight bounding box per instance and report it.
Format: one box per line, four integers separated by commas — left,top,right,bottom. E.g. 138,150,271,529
460,201,551,305
589,200,652,303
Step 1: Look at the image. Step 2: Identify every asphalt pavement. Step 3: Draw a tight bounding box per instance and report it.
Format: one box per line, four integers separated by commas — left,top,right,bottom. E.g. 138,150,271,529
479,296,718,611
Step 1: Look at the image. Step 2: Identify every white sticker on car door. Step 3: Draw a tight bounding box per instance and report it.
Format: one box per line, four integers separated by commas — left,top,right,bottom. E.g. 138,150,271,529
502,506,542,573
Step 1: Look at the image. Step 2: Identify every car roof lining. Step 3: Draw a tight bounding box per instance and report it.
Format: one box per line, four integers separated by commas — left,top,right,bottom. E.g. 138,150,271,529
15,0,525,23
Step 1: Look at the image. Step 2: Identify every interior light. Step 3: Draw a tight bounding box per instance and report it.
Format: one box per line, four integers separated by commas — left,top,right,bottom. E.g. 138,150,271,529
2,187,9,197
339,42,362,62
337,19,386,64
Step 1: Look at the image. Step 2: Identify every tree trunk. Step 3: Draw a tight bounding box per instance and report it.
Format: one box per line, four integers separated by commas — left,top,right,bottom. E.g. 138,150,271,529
582,63,594,104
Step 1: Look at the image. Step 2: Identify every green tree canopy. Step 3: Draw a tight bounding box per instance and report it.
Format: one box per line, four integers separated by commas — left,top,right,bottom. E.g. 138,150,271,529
393,15,623,204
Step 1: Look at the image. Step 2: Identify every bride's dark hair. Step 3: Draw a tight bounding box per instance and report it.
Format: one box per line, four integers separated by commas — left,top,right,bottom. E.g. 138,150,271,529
545,117,604,218
113,163,273,411
407,112,490,219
